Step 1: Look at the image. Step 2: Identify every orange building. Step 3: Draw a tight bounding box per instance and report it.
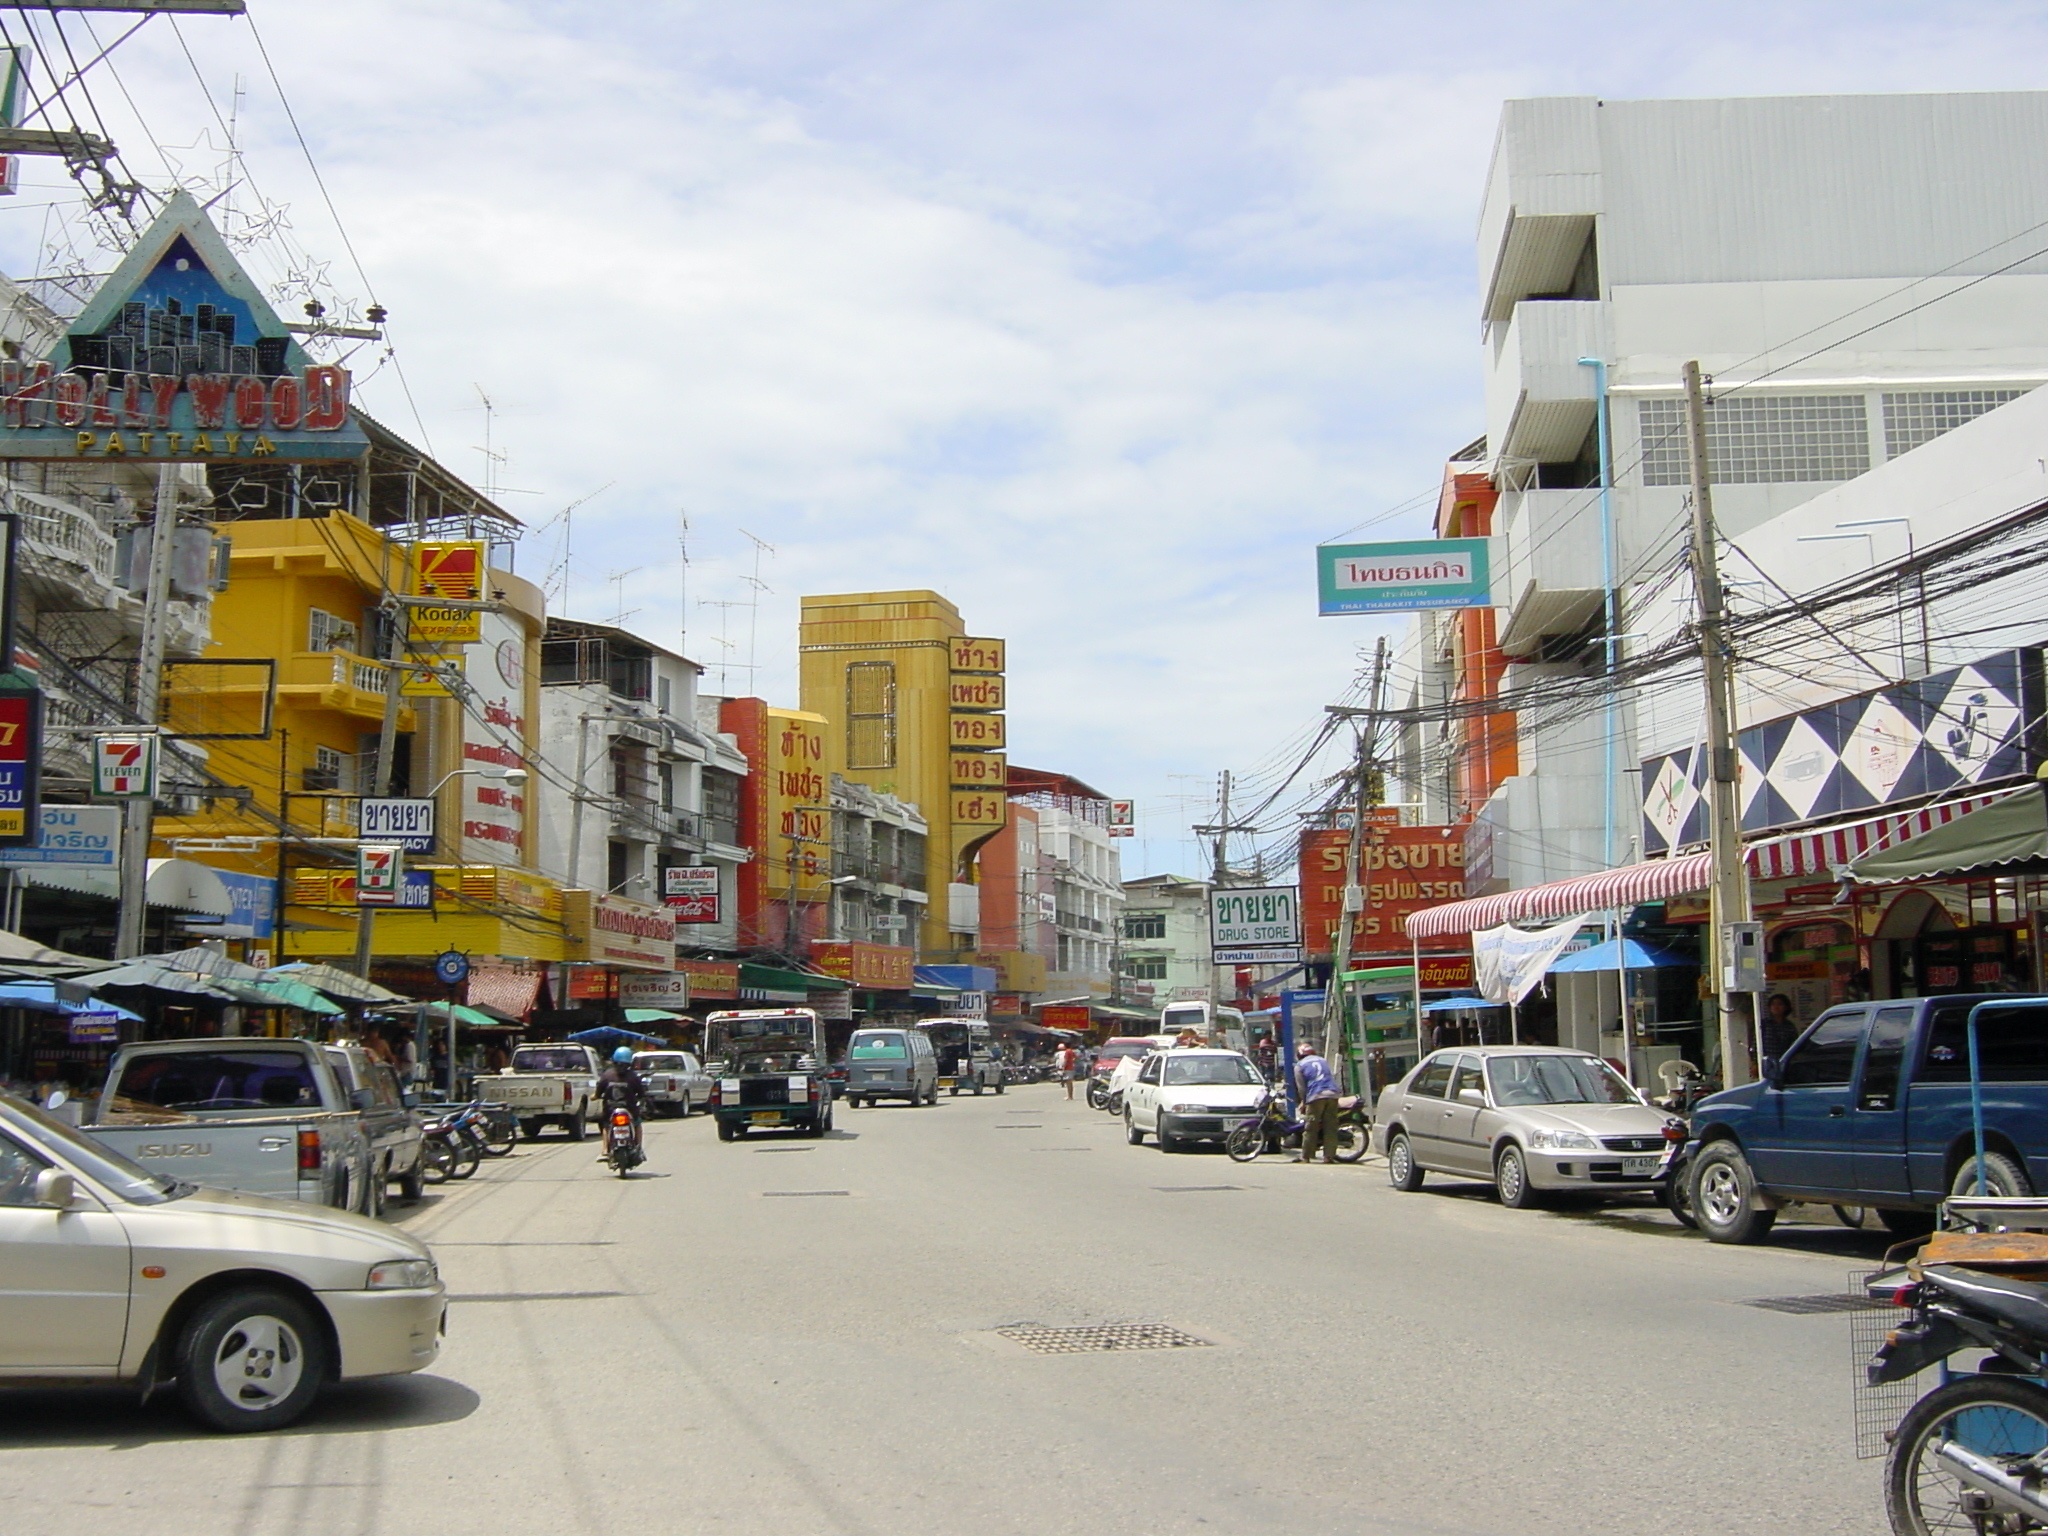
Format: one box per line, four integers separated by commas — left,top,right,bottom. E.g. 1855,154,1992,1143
1436,464,1517,824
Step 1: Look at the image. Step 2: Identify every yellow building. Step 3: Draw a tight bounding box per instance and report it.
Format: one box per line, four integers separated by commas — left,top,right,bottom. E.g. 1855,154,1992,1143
155,506,557,970
798,590,1004,957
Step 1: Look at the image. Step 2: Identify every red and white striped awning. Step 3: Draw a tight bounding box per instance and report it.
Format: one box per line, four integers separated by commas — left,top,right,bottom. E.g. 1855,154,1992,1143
1406,789,2025,941
1405,852,1714,940
1744,791,2017,880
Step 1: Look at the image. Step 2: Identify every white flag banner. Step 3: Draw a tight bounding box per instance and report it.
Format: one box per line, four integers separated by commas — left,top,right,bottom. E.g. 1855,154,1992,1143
1473,915,1591,1006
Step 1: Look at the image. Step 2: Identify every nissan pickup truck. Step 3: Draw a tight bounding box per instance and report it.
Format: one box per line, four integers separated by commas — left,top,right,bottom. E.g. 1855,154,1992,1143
477,1042,602,1141
704,1008,834,1141
1684,993,2048,1244
83,1037,379,1216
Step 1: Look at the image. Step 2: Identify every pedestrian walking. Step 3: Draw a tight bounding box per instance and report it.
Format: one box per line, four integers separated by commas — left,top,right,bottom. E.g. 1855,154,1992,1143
1292,1041,1340,1163
1056,1041,1078,1099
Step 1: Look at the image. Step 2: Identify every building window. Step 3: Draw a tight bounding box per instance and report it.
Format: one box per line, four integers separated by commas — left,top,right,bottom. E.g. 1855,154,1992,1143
303,745,353,793
1883,390,2025,458
846,662,896,770
1124,912,1165,940
1122,955,1168,980
308,608,359,654
1638,395,1870,487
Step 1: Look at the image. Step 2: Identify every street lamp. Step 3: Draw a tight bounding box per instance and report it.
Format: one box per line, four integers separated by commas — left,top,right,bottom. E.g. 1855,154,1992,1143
426,763,528,796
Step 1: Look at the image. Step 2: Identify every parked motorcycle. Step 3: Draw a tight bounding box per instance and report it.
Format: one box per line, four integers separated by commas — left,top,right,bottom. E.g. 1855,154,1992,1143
1226,1092,1366,1163
1085,1075,1112,1111
1866,1228,2048,1534
604,1102,645,1177
418,1111,482,1183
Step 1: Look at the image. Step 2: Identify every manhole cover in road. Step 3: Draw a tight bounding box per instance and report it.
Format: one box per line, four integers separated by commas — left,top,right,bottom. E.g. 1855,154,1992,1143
1738,1294,1891,1315
762,1190,851,1198
1155,1185,1243,1193
995,1323,1215,1355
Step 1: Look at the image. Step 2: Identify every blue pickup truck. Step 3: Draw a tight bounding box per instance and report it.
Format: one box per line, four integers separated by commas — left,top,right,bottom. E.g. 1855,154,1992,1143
1685,993,2048,1244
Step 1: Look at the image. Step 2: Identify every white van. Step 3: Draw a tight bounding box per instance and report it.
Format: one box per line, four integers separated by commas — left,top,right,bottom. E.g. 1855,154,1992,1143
1160,1001,1248,1054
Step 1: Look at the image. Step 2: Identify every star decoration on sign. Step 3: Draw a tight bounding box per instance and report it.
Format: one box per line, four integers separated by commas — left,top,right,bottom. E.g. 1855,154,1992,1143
226,193,293,249
157,130,236,199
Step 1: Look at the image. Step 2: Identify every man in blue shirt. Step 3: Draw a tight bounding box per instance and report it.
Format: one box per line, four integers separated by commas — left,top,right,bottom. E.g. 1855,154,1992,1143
1293,1041,1341,1164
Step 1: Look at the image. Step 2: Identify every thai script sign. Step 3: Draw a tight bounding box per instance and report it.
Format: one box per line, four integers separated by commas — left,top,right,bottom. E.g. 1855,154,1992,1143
1317,538,1493,615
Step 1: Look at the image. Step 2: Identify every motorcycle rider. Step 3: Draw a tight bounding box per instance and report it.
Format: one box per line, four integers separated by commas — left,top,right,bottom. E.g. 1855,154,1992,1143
598,1047,646,1162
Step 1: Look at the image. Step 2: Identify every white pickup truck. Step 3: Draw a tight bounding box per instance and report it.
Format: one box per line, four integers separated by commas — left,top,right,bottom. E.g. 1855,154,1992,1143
82,1037,379,1215
477,1043,602,1141
634,1050,712,1118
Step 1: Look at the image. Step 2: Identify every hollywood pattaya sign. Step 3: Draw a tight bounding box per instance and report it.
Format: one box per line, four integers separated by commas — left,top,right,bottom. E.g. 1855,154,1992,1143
0,190,368,462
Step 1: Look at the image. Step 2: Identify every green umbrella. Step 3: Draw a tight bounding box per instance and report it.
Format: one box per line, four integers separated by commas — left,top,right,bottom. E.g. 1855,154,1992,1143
622,1008,685,1024
236,976,346,1016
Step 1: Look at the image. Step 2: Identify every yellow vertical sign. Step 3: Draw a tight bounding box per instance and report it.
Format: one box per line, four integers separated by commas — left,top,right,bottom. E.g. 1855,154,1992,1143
770,710,829,897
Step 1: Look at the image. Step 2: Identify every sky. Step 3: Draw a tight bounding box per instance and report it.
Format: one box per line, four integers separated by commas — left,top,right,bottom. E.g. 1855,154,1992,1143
5,0,2048,877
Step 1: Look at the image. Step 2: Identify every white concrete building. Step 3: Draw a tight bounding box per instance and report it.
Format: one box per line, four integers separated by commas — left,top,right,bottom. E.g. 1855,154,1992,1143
1469,90,2048,891
1026,797,1125,998
1118,874,1213,1006
534,618,750,955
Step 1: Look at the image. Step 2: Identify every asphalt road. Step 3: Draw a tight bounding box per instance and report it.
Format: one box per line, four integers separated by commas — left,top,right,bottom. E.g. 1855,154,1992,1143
0,1085,1897,1535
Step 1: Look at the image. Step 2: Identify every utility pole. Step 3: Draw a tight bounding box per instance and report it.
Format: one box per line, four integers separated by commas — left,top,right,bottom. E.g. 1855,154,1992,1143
1683,360,1756,1087
349,607,408,978
114,463,181,959
1324,637,1388,1094
1192,771,1257,1007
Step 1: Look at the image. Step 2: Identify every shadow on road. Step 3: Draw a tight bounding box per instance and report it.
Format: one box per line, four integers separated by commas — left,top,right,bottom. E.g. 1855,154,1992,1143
0,1373,481,1448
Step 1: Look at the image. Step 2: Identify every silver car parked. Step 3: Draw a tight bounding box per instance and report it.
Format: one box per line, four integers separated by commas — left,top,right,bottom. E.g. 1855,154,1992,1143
1372,1046,1682,1208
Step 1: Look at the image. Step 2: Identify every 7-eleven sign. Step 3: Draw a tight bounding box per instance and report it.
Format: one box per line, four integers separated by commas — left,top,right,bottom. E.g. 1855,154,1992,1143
93,735,159,798
356,843,404,905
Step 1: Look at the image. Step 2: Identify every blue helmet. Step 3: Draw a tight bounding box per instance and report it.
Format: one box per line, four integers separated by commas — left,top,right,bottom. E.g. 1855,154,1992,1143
612,1047,635,1064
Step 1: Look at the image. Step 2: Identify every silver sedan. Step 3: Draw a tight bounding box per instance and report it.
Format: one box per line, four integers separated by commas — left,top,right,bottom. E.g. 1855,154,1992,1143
1371,1046,1682,1208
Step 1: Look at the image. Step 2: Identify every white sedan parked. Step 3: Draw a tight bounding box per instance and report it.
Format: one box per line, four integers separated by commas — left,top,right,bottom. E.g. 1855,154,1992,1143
1123,1048,1268,1152
0,1092,445,1432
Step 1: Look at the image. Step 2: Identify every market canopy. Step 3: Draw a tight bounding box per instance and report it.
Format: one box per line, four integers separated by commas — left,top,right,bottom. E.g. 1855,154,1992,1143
1547,938,1693,974
621,1009,685,1025
0,981,141,1020
1420,995,1503,1012
269,961,413,1006
1847,787,2048,883
568,1026,667,1047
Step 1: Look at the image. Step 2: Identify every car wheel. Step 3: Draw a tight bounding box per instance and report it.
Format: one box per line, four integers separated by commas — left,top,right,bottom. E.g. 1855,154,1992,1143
520,1119,541,1142
973,1081,985,1096
995,1079,1005,1095
1951,1151,2033,1201
1386,1130,1424,1192
1125,1110,1144,1145
568,1110,587,1142
1495,1145,1540,1209
716,1119,738,1141
174,1287,329,1433
1157,1121,1180,1154
396,1159,424,1202
1880,1208,1937,1238
1691,1140,1777,1244
674,1097,690,1121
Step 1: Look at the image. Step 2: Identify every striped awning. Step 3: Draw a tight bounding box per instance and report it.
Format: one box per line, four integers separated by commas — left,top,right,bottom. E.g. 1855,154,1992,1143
1744,791,2018,880
1405,853,1713,941
1407,791,2022,940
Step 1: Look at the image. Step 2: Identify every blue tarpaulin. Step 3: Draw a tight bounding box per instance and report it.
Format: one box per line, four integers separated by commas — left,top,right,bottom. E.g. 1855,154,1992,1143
1546,938,1691,974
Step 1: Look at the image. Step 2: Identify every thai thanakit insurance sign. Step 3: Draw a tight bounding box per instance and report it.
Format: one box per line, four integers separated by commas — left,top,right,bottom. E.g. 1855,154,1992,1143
1317,538,1493,616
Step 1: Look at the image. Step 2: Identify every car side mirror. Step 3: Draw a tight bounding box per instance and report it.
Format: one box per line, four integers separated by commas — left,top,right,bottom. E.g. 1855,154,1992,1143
400,1092,420,1110
1459,1087,1486,1105
350,1087,377,1111
32,1169,75,1209
43,1089,67,1111
1761,1056,1783,1088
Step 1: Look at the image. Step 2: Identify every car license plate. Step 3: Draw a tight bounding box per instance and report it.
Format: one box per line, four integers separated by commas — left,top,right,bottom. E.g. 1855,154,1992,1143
1623,1156,1659,1177
751,1112,782,1126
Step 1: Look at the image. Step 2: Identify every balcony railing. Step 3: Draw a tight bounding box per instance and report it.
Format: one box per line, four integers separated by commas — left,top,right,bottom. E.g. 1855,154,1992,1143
16,492,120,592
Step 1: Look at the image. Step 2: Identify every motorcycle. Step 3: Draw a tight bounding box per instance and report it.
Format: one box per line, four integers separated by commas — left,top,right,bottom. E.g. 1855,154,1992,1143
1866,1219,2048,1534
1225,1092,1366,1163
603,1101,645,1177
1086,1075,1113,1111
418,1110,482,1183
